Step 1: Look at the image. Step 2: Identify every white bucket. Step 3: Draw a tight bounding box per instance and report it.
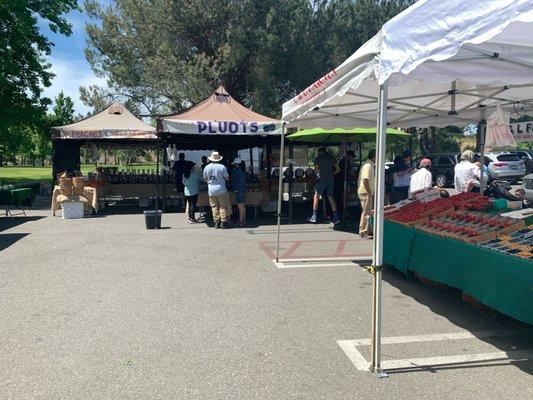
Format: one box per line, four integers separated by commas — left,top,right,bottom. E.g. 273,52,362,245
62,201,84,219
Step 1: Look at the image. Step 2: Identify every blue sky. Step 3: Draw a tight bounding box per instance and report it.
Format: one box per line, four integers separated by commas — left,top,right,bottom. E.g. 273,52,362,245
40,1,109,115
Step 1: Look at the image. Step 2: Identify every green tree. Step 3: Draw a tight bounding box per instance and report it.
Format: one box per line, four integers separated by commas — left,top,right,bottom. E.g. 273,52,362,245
0,0,78,132
51,91,76,125
416,126,463,155
82,0,412,116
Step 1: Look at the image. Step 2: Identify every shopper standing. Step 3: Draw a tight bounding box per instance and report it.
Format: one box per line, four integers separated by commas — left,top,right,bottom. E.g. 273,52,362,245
231,158,247,226
454,150,481,193
308,147,341,224
409,158,433,196
203,151,230,229
333,150,355,216
358,149,376,238
201,156,209,171
172,152,187,192
182,162,202,223
391,149,413,203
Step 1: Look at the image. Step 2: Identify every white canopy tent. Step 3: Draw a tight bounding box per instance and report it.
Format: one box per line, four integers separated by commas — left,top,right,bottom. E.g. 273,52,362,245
280,0,533,377
283,1,533,129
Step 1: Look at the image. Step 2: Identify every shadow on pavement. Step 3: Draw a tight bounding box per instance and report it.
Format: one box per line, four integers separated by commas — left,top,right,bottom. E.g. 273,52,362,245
382,267,533,375
0,233,29,252
0,216,45,232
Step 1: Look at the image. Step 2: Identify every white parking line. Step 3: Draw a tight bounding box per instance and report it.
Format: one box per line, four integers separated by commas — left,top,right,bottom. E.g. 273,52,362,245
274,261,359,269
337,328,533,372
347,327,533,346
380,350,533,370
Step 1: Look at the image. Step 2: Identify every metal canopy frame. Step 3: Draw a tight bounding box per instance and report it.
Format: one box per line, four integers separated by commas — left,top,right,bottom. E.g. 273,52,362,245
302,77,533,129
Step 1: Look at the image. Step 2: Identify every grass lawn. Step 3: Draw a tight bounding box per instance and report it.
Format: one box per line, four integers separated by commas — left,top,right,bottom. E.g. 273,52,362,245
0,166,56,185
0,164,158,185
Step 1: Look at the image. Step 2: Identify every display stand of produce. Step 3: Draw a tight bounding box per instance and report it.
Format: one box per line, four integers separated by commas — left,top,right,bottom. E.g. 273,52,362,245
384,192,492,226
417,211,525,243
383,192,533,323
385,192,526,245
478,228,533,261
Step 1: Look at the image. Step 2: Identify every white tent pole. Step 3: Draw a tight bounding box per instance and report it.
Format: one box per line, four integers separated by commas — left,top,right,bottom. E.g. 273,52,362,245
369,81,388,378
275,124,286,262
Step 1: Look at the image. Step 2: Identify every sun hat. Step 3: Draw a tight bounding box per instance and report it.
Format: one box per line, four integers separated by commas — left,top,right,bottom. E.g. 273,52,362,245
420,158,432,167
461,150,474,161
232,157,242,164
208,151,223,162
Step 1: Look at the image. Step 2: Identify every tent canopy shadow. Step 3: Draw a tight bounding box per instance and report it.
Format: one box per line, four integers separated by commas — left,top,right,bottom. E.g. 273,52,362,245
0,233,29,252
381,267,533,376
0,216,45,232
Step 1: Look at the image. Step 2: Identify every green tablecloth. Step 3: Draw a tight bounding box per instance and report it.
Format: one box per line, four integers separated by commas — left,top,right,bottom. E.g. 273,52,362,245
383,220,533,325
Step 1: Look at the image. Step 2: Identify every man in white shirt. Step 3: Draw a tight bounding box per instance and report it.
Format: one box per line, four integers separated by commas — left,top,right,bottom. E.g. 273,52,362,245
357,149,375,238
409,158,433,196
454,150,481,193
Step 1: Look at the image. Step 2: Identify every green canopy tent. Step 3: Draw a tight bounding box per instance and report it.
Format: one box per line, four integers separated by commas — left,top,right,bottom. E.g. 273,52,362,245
274,127,410,257
286,127,408,144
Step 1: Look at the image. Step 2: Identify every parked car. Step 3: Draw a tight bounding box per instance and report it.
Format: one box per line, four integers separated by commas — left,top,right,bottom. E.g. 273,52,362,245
515,149,533,173
413,154,460,188
522,173,533,206
478,152,526,183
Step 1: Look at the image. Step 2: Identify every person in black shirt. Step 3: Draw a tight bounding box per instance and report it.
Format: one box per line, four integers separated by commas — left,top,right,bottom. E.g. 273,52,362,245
172,152,187,191
201,156,209,171
391,149,413,203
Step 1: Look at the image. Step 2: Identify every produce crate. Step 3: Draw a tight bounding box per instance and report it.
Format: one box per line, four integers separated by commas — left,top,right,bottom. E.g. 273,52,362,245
403,217,429,227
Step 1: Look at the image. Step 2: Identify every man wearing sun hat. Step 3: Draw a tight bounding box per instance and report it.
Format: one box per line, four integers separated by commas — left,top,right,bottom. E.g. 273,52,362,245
203,151,230,228
409,158,433,197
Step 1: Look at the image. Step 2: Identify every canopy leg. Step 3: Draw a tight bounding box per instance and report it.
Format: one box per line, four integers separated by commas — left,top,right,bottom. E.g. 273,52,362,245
249,147,254,175
479,117,487,193
275,124,286,262
369,82,388,378
155,141,160,229
342,138,348,228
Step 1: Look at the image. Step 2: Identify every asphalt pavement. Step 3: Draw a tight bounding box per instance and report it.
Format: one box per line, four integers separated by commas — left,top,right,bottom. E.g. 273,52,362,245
0,202,531,399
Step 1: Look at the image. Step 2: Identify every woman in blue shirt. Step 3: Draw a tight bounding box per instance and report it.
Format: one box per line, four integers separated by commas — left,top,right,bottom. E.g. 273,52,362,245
182,162,203,223
231,158,247,226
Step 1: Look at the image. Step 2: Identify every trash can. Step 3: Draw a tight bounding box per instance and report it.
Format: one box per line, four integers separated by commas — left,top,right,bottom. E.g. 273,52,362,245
143,210,162,229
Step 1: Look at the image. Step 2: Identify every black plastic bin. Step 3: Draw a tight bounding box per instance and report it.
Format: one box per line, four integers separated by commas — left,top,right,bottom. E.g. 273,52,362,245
144,210,162,229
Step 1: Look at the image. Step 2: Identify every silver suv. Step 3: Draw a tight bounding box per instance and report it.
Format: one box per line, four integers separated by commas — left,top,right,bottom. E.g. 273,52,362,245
481,153,526,183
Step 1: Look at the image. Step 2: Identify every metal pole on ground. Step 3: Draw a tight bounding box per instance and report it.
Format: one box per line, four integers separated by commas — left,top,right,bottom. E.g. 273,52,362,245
479,117,487,194
275,124,286,262
342,137,348,228
155,141,160,229
249,147,254,175
369,81,388,378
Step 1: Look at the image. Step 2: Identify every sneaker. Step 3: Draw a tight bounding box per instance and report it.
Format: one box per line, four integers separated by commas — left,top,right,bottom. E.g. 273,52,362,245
307,215,317,223
239,221,246,227
214,221,221,229
221,221,228,229
188,219,194,224
332,216,341,225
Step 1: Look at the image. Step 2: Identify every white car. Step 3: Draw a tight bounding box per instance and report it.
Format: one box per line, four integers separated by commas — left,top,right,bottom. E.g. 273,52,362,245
480,153,526,183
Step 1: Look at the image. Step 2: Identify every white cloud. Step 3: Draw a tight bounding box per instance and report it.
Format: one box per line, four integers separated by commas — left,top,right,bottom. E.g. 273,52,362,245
42,55,108,115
